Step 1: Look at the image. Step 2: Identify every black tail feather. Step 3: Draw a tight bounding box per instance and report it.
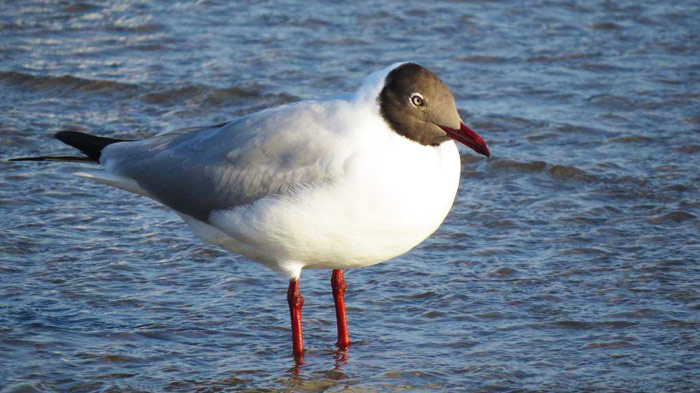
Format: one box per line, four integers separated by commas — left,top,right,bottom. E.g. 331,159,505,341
54,131,127,162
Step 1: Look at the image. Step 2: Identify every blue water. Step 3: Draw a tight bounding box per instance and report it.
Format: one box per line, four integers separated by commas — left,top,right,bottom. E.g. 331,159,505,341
1,1,699,392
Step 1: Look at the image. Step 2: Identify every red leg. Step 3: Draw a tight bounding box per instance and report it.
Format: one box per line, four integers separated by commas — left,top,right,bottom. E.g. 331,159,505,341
331,269,350,349
287,278,304,362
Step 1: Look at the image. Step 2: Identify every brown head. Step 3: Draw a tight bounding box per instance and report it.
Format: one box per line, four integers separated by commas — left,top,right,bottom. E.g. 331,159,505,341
378,63,490,157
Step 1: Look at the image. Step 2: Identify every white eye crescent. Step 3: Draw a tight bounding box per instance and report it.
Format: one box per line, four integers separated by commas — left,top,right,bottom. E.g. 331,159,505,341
410,93,425,107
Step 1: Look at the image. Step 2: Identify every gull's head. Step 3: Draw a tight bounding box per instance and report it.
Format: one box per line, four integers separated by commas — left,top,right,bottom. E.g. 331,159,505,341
378,63,490,157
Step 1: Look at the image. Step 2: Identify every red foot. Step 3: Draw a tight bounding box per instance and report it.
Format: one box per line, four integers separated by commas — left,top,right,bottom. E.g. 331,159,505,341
287,279,304,362
331,269,350,349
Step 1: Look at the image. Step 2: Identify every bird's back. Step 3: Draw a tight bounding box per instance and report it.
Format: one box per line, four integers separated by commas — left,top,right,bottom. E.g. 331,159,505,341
100,99,355,222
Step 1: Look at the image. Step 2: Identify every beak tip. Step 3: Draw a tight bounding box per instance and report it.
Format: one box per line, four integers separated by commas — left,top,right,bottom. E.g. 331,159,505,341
441,122,491,158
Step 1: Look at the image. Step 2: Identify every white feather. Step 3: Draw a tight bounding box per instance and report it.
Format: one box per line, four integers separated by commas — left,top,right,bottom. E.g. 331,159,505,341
75,64,462,279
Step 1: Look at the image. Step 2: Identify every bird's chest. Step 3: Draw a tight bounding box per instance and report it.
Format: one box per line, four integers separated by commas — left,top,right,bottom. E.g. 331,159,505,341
344,141,461,240
261,138,463,268
213,139,462,267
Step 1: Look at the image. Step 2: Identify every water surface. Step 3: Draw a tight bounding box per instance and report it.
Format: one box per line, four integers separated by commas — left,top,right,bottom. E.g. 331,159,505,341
1,1,699,392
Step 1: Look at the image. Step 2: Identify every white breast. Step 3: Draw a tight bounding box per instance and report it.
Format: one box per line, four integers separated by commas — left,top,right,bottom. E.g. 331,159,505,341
204,123,462,278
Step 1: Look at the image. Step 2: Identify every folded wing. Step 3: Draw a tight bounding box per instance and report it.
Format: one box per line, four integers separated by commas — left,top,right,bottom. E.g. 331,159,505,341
101,102,345,222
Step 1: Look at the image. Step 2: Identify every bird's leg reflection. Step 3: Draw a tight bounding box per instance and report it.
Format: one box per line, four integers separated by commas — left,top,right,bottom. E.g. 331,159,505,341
333,347,349,368
287,278,305,364
288,362,302,378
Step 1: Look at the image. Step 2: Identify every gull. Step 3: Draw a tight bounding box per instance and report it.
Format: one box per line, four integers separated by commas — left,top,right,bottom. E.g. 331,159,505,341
11,62,490,362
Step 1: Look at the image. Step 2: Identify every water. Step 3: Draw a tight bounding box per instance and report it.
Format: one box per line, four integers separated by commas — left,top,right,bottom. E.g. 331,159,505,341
1,1,699,392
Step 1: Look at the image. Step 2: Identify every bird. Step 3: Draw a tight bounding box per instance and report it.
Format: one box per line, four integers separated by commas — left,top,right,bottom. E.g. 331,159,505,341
11,62,490,363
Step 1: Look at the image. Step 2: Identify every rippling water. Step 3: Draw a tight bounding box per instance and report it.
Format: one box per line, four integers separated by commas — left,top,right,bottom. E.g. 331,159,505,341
1,1,699,392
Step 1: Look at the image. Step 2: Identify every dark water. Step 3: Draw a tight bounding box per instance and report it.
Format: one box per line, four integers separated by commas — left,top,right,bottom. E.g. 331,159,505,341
2,1,699,392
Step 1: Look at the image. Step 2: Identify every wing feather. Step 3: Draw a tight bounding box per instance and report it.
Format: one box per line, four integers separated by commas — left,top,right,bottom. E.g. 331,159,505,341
101,101,346,221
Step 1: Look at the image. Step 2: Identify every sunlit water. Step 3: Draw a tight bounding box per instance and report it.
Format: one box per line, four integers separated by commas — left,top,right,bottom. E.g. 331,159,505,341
1,1,699,392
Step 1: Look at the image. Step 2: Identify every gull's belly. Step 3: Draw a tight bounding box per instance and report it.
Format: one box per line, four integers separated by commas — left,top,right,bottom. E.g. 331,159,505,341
207,141,461,272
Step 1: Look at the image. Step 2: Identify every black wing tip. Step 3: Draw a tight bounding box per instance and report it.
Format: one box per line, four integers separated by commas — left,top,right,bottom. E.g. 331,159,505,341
8,156,40,162
9,131,129,164
54,131,126,162
54,130,89,146
54,130,88,139
8,155,95,163
55,130,74,140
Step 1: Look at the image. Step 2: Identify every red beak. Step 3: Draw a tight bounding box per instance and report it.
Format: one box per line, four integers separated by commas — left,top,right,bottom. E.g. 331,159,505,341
440,122,491,157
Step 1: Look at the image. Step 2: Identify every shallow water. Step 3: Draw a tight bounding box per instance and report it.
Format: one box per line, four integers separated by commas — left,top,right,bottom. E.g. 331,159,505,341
1,1,699,392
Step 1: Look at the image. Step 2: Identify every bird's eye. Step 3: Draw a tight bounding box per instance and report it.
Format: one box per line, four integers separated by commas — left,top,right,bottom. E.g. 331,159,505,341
410,93,425,107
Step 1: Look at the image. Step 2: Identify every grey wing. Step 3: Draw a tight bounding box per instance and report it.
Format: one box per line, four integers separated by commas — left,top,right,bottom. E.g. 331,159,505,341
101,104,340,222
